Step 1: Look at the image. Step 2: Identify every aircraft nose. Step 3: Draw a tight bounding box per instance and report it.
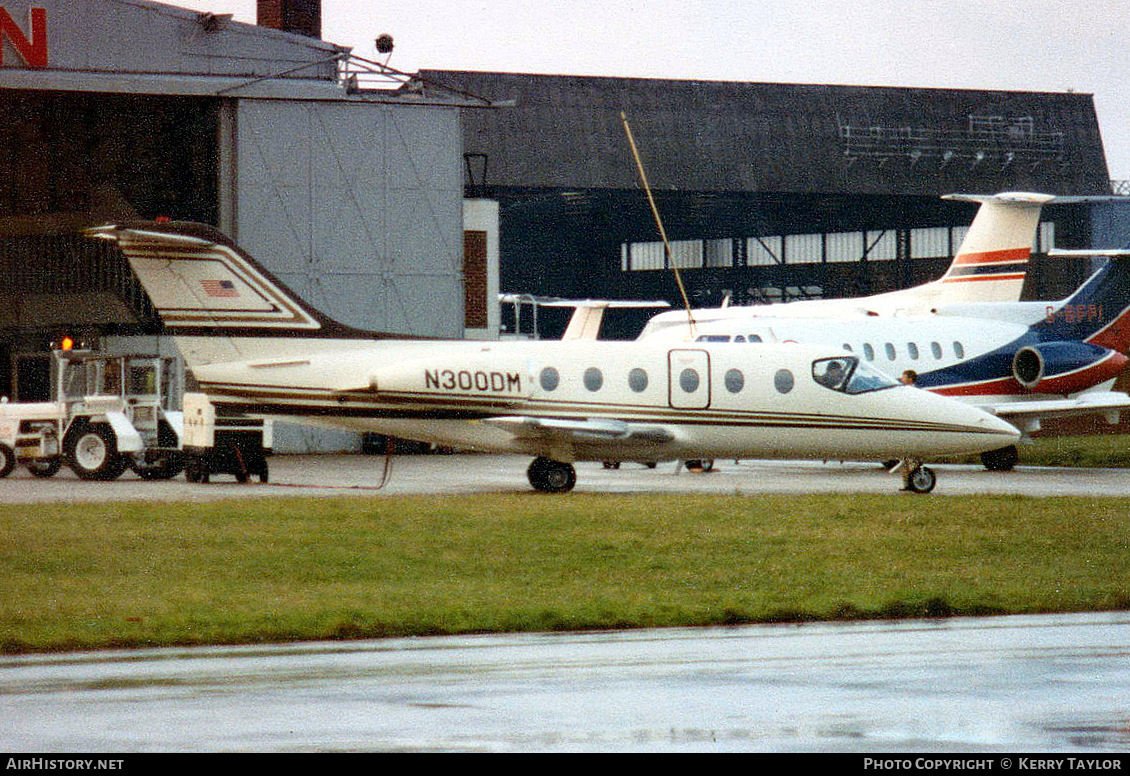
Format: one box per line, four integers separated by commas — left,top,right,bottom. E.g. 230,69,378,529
971,408,1022,445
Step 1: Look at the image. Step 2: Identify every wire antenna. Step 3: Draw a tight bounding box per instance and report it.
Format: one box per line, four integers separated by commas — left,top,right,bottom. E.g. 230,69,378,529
621,112,697,336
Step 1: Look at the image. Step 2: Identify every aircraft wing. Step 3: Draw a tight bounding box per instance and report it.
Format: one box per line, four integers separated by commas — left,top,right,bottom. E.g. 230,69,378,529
484,415,675,446
983,391,1130,433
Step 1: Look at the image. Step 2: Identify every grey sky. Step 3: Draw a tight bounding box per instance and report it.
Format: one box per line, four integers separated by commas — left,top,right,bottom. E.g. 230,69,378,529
182,0,1130,181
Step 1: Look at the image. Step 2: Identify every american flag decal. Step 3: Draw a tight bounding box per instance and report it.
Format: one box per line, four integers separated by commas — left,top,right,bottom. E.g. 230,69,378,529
201,279,238,298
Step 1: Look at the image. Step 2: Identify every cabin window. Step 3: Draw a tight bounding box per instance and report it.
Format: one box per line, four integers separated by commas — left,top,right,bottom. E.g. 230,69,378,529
583,367,603,391
774,369,794,394
628,368,648,392
885,343,896,360
931,342,943,359
863,343,875,361
953,341,965,359
724,369,744,393
907,342,919,360
679,368,700,393
539,367,559,391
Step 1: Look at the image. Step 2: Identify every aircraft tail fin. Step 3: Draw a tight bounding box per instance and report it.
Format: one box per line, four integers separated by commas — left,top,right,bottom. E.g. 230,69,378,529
934,192,1054,302
1040,249,1130,354
86,221,396,367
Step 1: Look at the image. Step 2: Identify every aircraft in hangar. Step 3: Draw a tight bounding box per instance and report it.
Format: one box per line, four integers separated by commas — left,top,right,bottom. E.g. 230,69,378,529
85,221,1018,493
641,242,1130,472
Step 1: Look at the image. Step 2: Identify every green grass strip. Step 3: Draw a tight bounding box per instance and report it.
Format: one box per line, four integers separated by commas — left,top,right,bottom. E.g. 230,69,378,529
1016,434,1130,468
1,493,1128,653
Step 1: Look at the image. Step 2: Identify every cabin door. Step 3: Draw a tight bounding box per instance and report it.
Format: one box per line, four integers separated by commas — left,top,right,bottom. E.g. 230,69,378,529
668,349,711,409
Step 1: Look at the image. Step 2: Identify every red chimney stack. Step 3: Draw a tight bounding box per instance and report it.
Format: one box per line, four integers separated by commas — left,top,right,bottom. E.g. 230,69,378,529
257,0,322,39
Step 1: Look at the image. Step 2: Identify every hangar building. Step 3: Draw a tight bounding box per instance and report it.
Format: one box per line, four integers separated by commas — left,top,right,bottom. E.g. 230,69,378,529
417,70,1127,338
0,0,496,450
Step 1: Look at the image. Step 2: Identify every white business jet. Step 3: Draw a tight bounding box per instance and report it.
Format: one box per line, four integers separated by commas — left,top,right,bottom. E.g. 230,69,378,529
643,192,1056,340
86,222,1018,493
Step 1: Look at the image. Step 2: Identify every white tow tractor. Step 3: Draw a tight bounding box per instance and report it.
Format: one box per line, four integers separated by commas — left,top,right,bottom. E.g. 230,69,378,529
0,349,185,480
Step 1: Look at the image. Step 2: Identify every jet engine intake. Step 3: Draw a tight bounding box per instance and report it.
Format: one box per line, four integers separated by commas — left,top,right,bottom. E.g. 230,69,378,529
1011,341,1119,392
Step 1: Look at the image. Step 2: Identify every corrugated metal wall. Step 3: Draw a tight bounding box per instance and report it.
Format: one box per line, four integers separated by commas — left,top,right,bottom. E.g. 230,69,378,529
231,99,465,338
224,98,465,452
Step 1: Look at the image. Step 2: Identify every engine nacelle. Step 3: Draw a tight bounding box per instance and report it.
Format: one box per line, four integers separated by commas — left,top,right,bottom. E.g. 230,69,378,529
1011,341,1127,393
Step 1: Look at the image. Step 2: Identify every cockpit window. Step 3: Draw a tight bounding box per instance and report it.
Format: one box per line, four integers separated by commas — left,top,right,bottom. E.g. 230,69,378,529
812,356,899,395
695,334,731,342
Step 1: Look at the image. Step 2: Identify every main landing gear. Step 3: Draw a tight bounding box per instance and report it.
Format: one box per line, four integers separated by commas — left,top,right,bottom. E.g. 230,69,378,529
980,444,1019,472
527,456,577,493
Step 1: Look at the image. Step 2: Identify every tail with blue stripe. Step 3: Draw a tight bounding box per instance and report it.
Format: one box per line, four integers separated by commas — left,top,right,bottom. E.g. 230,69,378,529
1037,250,1130,353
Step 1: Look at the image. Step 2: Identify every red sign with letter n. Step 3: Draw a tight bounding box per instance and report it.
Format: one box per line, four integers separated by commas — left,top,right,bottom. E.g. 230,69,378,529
0,7,48,68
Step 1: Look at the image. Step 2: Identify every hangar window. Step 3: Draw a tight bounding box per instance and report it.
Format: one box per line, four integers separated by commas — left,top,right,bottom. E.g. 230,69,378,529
865,231,897,260
785,233,823,263
622,239,707,271
704,239,732,267
583,367,603,391
911,227,951,259
624,227,911,274
747,236,783,267
1037,222,1056,253
825,231,860,263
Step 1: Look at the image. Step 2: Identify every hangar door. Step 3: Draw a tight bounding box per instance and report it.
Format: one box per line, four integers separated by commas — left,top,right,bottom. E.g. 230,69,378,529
232,99,464,338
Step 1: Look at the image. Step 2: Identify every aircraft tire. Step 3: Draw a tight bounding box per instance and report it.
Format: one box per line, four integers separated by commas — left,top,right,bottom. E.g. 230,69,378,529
26,458,62,478
0,444,14,478
905,464,937,494
980,445,1019,472
133,452,185,481
527,457,576,493
65,424,128,481
184,458,209,483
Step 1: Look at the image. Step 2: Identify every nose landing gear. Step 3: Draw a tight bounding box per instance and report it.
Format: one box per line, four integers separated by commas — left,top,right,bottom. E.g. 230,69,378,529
897,459,937,494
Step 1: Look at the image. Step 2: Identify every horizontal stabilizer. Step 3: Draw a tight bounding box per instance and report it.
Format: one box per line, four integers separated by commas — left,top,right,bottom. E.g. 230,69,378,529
942,193,1128,206
1048,249,1130,258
